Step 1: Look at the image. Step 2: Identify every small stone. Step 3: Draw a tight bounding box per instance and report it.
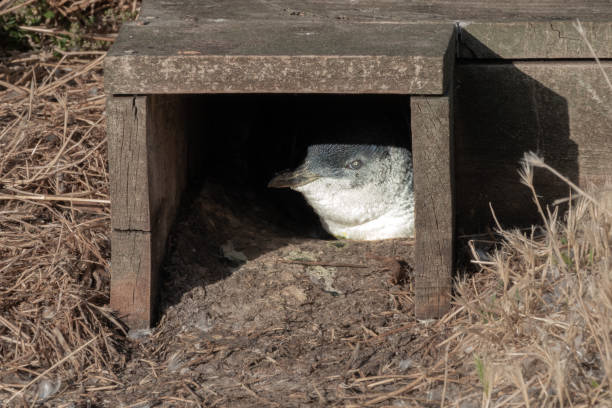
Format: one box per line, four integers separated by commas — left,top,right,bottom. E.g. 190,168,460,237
282,285,308,304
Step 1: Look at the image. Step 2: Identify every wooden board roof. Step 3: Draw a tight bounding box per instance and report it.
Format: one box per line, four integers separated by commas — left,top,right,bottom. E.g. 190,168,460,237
105,0,612,94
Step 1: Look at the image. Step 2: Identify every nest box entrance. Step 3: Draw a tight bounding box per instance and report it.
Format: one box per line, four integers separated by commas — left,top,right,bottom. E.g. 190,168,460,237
107,0,612,330
105,0,458,329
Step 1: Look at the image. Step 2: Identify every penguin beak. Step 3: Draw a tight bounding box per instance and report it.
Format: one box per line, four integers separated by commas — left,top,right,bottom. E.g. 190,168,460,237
268,164,320,188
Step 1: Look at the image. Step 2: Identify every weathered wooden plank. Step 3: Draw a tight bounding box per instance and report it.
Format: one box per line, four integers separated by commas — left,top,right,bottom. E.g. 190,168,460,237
459,21,612,59
105,54,447,95
108,20,453,57
110,229,170,328
455,62,612,234
110,230,156,329
108,95,187,232
411,96,454,319
139,0,612,24
107,94,187,328
145,95,188,241
104,22,454,95
105,0,612,95
107,95,150,231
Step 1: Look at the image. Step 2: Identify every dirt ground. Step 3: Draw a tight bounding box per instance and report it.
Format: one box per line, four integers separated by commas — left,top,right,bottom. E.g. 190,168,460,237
50,183,471,407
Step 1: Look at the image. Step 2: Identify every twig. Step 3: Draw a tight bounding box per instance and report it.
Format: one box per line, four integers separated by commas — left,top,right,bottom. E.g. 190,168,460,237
239,382,279,407
279,259,369,268
37,54,105,96
18,25,117,42
0,0,37,16
0,79,29,95
364,376,425,405
441,343,450,408
182,382,204,405
53,49,107,56
522,152,612,218
354,374,418,383
125,400,156,408
0,194,110,205
573,19,612,93
365,323,413,343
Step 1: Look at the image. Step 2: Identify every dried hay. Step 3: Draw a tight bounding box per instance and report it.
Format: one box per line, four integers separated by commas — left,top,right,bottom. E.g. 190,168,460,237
0,48,125,405
454,160,612,407
442,23,612,407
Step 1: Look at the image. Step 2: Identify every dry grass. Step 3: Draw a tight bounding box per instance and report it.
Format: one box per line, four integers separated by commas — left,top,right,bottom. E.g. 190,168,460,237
0,49,125,405
454,161,612,407
442,23,612,407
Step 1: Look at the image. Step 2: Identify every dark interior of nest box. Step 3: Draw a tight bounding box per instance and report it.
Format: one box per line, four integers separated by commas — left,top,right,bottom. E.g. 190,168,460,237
186,94,411,237
159,94,412,306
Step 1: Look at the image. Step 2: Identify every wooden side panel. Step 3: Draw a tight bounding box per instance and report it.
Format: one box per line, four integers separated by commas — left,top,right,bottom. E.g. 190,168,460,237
411,96,454,319
107,94,187,328
107,95,150,231
146,95,188,245
455,62,612,234
110,230,155,328
108,95,187,233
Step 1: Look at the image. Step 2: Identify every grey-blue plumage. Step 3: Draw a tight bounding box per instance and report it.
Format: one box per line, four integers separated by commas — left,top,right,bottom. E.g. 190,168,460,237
269,143,414,240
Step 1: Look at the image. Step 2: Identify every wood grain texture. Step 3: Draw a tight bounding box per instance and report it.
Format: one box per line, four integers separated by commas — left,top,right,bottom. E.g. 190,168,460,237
138,0,612,23
104,21,453,95
105,0,612,94
108,95,187,232
109,228,169,328
107,95,187,328
459,21,612,59
411,96,454,319
455,62,612,234
105,0,612,95
109,230,155,329
107,95,150,231
145,95,188,243
105,53,448,95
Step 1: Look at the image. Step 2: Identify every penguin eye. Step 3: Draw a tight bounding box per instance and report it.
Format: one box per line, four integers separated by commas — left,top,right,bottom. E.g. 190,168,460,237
347,159,362,170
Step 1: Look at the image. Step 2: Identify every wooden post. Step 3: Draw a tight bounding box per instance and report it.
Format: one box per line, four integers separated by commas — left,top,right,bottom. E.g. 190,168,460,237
107,95,187,328
411,96,454,319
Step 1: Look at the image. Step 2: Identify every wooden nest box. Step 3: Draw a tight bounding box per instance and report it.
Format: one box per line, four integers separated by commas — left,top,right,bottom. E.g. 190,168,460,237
105,0,612,329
